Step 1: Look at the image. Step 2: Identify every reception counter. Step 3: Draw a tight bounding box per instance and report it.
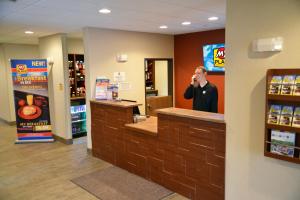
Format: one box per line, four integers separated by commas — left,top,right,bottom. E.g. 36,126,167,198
90,100,226,200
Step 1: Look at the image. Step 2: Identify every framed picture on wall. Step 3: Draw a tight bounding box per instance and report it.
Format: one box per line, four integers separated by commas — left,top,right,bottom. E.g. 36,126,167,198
203,43,225,72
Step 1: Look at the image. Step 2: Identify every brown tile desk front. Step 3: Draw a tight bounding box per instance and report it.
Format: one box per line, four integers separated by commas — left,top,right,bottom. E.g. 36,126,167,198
90,101,226,200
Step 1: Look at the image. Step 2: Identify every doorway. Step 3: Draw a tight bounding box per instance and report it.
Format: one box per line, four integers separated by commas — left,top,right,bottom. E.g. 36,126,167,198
144,58,173,116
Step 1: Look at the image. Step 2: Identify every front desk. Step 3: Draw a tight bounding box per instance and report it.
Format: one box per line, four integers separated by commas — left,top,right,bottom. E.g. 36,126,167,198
90,100,226,200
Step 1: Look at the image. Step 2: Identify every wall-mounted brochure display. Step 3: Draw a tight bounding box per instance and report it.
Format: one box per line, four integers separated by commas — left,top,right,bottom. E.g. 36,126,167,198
268,75,300,95
267,105,300,127
270,130,295,157
265,69,300,164
10,59,53,143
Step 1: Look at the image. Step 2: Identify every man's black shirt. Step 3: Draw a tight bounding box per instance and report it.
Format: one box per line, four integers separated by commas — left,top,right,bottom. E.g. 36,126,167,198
184,81,218,113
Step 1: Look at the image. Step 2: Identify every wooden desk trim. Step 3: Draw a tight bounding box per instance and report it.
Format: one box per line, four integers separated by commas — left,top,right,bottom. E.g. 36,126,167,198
156,107,225,124
90,99,142,108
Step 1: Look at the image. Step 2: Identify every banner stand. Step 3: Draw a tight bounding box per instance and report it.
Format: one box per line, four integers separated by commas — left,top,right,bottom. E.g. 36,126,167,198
11,59,54,144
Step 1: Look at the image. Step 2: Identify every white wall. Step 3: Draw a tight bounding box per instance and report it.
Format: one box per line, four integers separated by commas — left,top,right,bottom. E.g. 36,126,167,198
67,38,84,54
225,0,300,199
39,34,72,140
0,46,9,122
0,44,39,122
154,60,168,96
83,27,174,148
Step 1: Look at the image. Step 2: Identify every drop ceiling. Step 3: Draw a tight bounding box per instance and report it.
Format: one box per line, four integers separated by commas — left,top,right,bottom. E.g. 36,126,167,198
0,0,225,44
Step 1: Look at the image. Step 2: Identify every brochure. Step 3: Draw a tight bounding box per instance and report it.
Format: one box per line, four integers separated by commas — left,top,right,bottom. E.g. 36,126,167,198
279,106,294,126
293,75,300,96
270,130,295,157
281,75,296,95
106,84,118,100
267,105,282,124
268,76,282,95
95,77,110,100
292,107,300,128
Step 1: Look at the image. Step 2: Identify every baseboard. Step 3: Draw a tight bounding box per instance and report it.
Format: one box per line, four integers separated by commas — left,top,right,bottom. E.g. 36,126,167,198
7,121,16,126
53,134,73,145
87,148,92,155
0,118,16,126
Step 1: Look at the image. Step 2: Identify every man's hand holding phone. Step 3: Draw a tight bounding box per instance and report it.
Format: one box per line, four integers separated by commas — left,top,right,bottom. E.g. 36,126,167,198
191,74,199,87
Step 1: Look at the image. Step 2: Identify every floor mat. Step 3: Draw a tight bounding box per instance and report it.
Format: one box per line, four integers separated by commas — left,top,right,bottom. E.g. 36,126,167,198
71,166,173,200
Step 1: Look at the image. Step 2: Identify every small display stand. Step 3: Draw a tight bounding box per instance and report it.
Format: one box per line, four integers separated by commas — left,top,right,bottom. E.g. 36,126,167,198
265,68,300,164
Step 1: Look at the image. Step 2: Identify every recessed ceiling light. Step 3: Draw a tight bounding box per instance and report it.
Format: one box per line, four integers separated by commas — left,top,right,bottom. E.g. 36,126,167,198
25,31,34,34
98,8,111,14
159,25,168,29
208,16,219,21
181,21,191,25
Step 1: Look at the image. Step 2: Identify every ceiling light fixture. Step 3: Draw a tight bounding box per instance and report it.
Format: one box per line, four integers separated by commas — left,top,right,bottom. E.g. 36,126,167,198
159,25,168,29
181,21,191,25
98,8,111,14
25,31,34,34
208,16,219,21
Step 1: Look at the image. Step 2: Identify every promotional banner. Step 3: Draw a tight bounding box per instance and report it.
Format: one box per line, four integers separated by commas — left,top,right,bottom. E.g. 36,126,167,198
11,59,54,143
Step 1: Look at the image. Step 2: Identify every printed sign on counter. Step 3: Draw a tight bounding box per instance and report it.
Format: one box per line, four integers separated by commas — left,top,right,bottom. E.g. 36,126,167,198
95,77,110,99
11,59,53,143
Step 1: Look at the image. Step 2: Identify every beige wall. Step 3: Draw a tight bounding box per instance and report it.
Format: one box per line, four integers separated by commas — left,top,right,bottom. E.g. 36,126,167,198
67,38,84,54
225,0,300,199
0,45,9,122
154,60,168,96
0,44,39,122
83,27,174,148
39,34,72,140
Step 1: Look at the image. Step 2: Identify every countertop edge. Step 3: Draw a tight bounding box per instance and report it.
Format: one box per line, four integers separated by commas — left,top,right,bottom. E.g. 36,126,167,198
90,99,142,108
156,108,225,124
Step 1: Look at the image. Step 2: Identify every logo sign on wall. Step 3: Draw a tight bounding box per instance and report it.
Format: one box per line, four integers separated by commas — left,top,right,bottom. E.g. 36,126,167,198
203,43,225,72
11,59,54,143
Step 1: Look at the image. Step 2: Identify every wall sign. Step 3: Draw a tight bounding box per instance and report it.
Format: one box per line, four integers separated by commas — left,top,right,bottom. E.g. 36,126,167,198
203,43,225,72
113,72,126,82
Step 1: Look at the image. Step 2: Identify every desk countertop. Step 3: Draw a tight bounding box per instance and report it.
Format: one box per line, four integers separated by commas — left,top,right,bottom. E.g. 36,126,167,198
125,116,158,136
90,99,142,108
156,107,225,124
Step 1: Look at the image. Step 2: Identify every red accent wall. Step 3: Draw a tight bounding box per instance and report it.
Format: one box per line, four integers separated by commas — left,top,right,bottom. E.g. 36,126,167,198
174,29,225,114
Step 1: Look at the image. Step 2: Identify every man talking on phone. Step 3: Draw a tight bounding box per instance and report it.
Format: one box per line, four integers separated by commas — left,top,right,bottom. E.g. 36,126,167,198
184,66,218,113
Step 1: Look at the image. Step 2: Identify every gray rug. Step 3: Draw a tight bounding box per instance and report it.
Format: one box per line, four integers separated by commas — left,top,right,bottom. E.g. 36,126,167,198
71,166,173,200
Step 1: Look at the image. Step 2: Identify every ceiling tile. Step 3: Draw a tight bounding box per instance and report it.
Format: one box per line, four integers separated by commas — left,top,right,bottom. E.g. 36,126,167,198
0,0,225,44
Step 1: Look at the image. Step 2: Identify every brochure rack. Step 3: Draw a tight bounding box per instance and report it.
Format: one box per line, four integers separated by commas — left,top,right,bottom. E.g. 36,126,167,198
265,69,300,164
